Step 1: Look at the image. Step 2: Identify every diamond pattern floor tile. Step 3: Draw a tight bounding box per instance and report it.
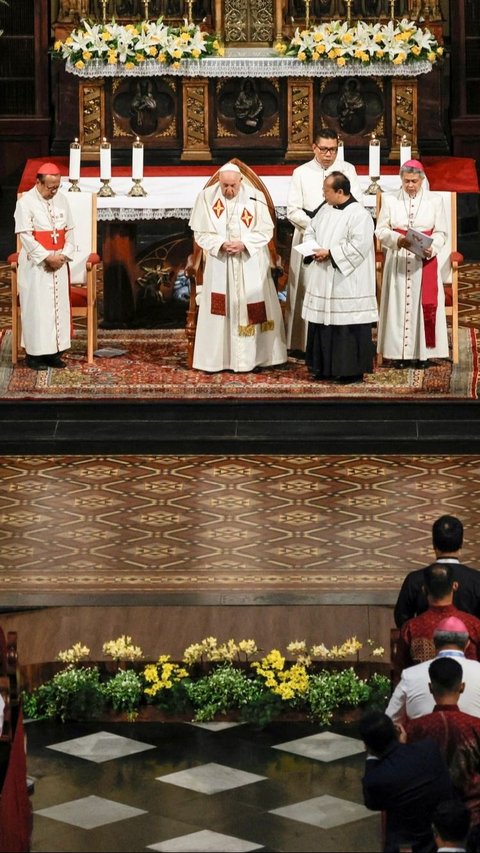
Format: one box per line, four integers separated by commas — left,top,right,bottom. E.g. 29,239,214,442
269,794,372,829
157,762,267,794
47,730,156,763
34,794,147,829
273,732,365,762
147,829,263,852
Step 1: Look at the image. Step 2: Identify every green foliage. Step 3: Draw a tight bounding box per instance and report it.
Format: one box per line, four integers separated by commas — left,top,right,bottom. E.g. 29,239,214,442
102,669,143,718
24,665,105,723
307,668,391,726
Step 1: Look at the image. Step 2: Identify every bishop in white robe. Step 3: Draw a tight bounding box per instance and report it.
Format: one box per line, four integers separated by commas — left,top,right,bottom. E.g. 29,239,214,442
375,160,449,366
189,164,287,373
14,163,75,369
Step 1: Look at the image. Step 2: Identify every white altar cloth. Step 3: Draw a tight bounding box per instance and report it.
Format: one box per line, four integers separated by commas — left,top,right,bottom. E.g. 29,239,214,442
63,175,403,221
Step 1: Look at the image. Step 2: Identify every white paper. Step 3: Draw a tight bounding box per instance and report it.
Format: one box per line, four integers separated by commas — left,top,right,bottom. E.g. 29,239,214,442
69,146,81,180
405,227,433,257
294,239,322,257
369,143,381,178
132,145,144,180
400,144,412,166
100,146,111,180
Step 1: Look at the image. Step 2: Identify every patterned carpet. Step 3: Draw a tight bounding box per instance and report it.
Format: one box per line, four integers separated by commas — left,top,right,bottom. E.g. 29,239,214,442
2,453,480,598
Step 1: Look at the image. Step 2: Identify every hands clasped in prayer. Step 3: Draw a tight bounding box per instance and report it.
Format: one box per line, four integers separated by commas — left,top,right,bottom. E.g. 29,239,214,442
44,253,67,272
221,240,245,255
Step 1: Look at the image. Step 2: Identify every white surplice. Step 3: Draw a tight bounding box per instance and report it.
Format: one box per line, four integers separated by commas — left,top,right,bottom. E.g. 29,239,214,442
375,189,449,360
14,187,75,356
189,182,287,373
286,157,364,350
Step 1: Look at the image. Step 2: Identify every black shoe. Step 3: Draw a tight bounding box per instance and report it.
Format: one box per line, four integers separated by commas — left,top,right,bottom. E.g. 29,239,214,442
336,374,364,384
288,349,306,359
415,359,432,369
395,360,413,369
45,355,67,369
25,355,48,371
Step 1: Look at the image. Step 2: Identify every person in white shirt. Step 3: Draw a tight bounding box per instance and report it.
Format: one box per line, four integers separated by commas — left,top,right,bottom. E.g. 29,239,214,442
386,616,480,724
285,129,364,355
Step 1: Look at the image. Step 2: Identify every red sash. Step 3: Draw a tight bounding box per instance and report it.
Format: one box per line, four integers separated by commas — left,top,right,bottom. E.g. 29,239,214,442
32,229,66,251
396,228,437,348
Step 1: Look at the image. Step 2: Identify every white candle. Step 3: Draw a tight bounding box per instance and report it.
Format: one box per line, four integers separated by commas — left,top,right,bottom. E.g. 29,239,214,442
369,137,381,178
336,139,344,163
132,138,144,180
100,139,111,180
400,137,411,166
69,139,81,181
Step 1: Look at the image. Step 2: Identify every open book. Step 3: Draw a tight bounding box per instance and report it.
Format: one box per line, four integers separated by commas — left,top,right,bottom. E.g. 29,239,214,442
293,239,322,257
405,227,433,258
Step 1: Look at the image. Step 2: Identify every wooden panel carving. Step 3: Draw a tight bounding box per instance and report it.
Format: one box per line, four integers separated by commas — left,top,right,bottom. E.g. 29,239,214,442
390,77,418,160
319,77,384,143
286,79,313,160
111,77,177,139
215,77,280,143
181,78,211,160
79,80,105,157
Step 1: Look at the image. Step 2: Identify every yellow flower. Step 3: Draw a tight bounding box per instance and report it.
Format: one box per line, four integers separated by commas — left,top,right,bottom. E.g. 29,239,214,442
180,32,190,42
135,53,145,62
65,37,73,45
217,47,225,56
427,51,436,62
157,52,166,63
342,32,353,43
82,50,92,60
101,31,111,41
125,24,136,33
124,62,135,69
297,51,306,61
149,47,158,56
393,53,406,64
312,51,319,60
300,29,309,37
317,44,326,54
328,49,336,60
374,33,383,43
336,56,347,66
437,46,444,56
75,60,85,69
313,32,323,41
172,61,181,68
54,40,62,51
212,39,219,49
411,45,421,56
173,49,183,59
191,48,201,58
375,49,384,58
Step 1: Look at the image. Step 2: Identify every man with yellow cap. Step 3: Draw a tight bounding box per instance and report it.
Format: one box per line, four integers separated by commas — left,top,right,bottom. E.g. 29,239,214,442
14,162,75,369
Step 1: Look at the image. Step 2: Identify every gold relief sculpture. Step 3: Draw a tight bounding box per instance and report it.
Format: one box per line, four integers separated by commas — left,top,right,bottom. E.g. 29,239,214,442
390,77,417,160
250,0,274,43
217,120,236,137
80,82,104,151
290,86,311,146
181,79,211,159
225,0,248,42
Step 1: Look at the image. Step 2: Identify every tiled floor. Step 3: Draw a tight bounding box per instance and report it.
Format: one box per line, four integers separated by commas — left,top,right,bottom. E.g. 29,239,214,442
27,719,381,853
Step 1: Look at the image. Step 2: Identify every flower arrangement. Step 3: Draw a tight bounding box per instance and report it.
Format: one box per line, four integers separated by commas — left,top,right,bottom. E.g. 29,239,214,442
102,635,143,661
274,18,444,66
22,635,391,728
51,18,224,70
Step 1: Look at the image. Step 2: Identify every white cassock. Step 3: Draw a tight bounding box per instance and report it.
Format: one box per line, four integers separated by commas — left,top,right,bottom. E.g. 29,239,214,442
375,189,449,361
286,157,364,351
14,186,75,356
189,181,287,373
302,200,378,326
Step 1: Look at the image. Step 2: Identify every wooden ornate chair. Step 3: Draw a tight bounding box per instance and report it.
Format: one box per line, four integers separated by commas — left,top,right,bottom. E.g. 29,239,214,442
375,190,463,365
9,192,101,365
184,158,284,369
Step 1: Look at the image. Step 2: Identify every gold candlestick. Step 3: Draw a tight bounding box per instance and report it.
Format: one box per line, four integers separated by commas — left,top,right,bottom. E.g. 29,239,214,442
346,0,352,27
143,0,149,20
101,0,108,24
186,0,194,23
304,0,310,30
390,0,395,21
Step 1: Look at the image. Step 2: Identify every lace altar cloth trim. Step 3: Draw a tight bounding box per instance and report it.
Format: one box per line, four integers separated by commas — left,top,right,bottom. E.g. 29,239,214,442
66,57,432,79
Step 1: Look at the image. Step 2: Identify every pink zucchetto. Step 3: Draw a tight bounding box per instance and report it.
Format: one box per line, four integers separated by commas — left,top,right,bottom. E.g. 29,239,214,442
401,159,425,172
434,616,469,635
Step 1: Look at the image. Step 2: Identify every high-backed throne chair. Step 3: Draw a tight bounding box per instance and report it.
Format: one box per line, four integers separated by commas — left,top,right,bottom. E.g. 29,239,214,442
184,158,284,368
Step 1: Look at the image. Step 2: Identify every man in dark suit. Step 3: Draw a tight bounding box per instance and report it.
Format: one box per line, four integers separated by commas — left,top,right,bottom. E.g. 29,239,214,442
360,710,454,852
394,516,480,628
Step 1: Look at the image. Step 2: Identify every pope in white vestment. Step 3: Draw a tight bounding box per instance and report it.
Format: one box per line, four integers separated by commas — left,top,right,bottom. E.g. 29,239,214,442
14,163,75,368
375,160,449,366
302,172,378,383
286,131,364,353
189,164,287,373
